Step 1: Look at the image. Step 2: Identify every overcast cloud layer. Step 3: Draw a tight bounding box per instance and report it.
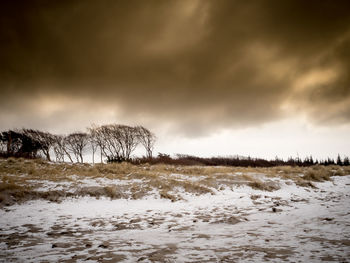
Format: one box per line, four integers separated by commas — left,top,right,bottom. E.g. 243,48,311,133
1,0,350,136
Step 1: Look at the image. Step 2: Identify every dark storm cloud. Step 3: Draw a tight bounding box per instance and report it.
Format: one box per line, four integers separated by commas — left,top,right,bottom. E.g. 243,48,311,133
1,0,350,135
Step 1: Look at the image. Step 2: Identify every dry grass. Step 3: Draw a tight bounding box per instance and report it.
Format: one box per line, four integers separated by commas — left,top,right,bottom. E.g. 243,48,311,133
248,180,281,191
302,166,332,182
159,190,178,202
1,157,349,206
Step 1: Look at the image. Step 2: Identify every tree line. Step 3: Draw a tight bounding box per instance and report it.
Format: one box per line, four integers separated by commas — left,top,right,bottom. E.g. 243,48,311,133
0,124,156,163
132,153,350,167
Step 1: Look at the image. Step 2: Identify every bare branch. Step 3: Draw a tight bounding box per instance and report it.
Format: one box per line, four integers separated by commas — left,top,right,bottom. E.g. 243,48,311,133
64,133,89,163
136,126,156,158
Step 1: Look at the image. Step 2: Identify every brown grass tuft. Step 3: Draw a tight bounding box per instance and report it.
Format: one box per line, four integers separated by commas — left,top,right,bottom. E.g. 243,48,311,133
248,180,280,191
303,166,332,182
159,190,178,202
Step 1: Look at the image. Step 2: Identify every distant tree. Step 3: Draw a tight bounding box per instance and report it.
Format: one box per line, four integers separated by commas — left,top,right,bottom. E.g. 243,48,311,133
87,127,99,164
0,130,42,158
136,126,156,158
343,156,350,166
52,136,64,162
336,154,343,166
1,130,21,155
99,124,123,160
303,155,314,166
90,124,141,162
118,125,139,160
309,155,314,165
88,125,109,163
22,129,56,161
52,135,72,162
158,152,171,160
0,132,6,152
324,157,335,166
65,133,89,163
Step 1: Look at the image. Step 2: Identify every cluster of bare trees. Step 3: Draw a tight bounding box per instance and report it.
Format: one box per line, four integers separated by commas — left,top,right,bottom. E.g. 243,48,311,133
0,124,156,164
89,124,156,163
0,129,56,161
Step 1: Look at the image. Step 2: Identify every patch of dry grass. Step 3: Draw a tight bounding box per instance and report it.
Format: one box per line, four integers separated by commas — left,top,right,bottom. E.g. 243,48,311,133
0,180,33,207
75,185,126,199
248,180,281,191
159,190,178,202
343,166,350,175
302,166,332,182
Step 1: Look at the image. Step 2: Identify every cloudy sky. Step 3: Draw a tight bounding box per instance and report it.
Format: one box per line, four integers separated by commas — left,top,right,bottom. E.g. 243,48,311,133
1,0,350,159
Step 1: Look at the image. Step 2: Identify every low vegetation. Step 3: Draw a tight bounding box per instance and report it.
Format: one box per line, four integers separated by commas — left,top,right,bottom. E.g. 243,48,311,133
1,157,349,207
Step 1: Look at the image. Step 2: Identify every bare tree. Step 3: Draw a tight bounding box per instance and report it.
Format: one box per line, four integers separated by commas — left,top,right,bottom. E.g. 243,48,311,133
88,125,108,163
65,133,89,163
89,135,98,165
102,124,139,160
22,129,56,161
101,124,122,159
0,132,8,152
89,124,140,162
52,135,72,162
119,125,139,160
87,128,99,164
136,126,156,158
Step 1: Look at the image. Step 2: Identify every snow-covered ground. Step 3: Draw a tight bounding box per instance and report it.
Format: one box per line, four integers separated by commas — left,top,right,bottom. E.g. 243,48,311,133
1,175,350,262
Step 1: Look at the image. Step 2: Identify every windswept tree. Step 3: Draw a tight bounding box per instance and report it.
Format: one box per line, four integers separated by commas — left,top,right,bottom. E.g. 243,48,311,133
52,135,73,162
0,131,9,153
101,124,140,161
118,125,139,160
100,124,122,160
52,136,64,162
88,124,108,163
0,130,42,158
65,132,89,163
87,126,99,164
0,133,6,152
22,129,56,161
136,126,156,158
88,124,143,162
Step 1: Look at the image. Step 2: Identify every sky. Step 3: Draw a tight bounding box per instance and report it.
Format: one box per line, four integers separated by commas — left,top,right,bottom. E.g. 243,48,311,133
1,0,350,160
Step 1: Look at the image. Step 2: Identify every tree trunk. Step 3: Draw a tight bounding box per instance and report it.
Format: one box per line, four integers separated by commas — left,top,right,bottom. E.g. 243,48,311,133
64,150,73,163
44,150,51,162
7,135,12,154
